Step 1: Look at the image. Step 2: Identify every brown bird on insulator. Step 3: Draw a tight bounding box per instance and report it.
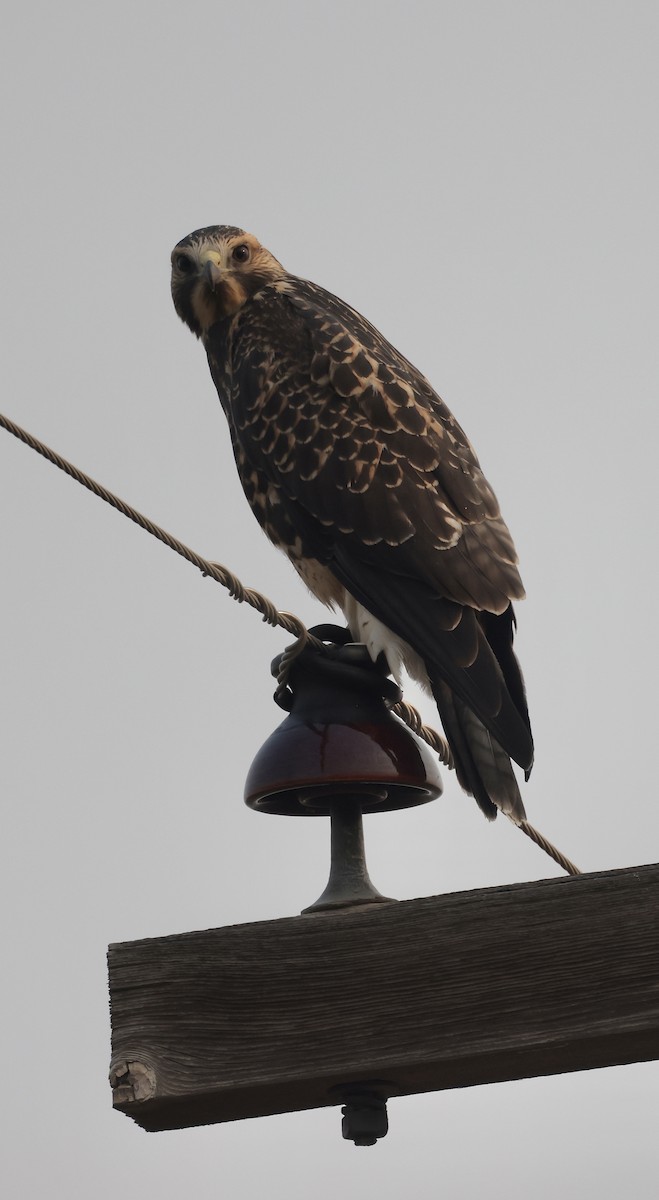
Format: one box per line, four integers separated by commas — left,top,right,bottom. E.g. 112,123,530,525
171,225,533,821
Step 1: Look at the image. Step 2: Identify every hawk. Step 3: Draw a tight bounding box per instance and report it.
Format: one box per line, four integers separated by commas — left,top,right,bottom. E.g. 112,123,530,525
171,225,533,821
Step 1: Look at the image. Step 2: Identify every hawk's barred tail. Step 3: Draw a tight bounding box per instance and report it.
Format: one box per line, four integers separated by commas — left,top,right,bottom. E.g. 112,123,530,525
431,676,527,822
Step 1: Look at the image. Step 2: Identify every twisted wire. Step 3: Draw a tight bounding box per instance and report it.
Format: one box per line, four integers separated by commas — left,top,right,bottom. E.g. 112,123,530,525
516,820,581,876
392,699,454,769
1,409,580,875
0,410,323,653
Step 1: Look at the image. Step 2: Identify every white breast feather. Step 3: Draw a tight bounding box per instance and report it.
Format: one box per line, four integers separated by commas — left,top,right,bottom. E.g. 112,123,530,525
342,595,430,692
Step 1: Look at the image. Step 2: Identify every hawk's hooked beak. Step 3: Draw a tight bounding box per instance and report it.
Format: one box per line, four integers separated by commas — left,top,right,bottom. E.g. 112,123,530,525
203,259,223,292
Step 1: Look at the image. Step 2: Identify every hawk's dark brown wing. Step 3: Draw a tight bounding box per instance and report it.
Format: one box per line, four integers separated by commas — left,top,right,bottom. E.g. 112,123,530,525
206,277,533,814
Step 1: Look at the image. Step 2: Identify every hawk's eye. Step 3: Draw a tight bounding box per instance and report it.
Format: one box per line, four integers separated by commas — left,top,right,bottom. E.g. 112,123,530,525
175,253,194,274
232,243,250,263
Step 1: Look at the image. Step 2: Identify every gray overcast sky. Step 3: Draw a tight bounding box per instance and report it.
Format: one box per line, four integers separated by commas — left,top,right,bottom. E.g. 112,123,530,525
1,1,658,1195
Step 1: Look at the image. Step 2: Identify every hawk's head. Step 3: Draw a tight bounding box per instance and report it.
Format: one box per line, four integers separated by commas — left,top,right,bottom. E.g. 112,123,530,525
171,225,286,338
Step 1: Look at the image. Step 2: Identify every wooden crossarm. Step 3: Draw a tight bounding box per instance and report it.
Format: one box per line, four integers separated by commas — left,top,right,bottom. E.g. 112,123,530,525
108,863,659,1132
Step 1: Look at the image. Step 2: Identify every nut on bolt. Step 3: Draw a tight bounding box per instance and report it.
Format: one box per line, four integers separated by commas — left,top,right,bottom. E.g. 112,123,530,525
340,1089,389,1147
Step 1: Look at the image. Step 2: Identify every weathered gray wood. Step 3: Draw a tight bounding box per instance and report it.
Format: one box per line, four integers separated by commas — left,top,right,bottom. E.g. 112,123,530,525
108,863,659,1132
